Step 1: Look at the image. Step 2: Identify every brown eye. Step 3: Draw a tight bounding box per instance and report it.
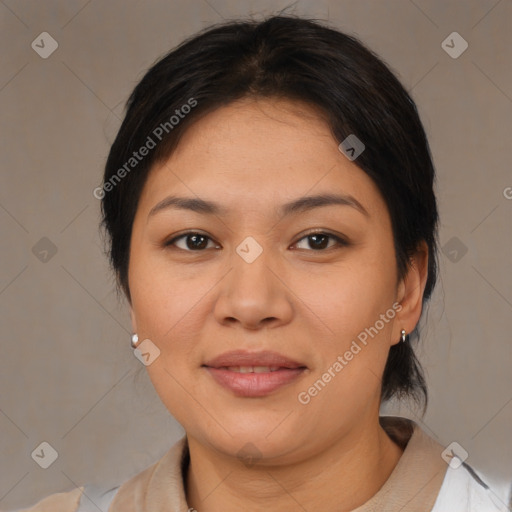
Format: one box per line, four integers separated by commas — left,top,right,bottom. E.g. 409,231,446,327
293,232,348,251
165,232,218,251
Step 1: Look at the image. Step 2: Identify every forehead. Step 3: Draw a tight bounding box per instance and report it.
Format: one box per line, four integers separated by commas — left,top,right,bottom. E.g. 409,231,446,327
137,97,385,219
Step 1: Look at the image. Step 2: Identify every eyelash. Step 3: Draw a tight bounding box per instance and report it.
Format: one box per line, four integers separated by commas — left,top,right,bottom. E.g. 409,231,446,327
163,230,349,252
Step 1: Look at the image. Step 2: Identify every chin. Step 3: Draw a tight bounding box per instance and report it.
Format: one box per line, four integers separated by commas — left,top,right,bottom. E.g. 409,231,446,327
192,418,309,465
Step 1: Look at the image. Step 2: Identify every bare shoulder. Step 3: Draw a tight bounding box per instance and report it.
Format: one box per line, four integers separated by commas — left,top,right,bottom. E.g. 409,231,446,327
3,487,84,512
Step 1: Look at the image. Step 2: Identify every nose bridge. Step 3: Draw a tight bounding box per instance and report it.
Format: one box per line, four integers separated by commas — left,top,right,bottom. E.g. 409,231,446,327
230,236,277,302
214,236,293,328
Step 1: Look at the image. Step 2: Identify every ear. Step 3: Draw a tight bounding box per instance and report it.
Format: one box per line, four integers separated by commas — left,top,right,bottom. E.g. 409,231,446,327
130,307,138,333
392,241,429,345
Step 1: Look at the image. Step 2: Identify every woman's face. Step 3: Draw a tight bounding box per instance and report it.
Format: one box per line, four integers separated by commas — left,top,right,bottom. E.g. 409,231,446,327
128,97,423,464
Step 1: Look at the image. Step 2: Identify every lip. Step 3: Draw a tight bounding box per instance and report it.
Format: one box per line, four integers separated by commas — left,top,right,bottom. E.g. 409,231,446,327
204,350,305,369
203,350,307,398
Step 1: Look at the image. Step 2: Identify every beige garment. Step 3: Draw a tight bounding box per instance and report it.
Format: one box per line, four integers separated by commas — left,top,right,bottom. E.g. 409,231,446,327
7,487,84,512
351,416,448,511
8,416,449,512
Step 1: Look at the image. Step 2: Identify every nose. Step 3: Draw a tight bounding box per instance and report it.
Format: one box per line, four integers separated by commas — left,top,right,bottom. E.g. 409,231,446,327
213,248,294,331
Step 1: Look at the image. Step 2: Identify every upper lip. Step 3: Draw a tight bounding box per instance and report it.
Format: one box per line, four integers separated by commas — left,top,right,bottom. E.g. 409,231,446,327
203,350,306,369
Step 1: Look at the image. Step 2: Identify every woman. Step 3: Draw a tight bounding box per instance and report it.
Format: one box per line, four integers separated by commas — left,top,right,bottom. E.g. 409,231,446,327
11,14,505,512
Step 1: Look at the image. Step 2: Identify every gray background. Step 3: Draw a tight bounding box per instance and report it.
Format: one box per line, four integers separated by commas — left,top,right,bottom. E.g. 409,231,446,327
1,0,511,510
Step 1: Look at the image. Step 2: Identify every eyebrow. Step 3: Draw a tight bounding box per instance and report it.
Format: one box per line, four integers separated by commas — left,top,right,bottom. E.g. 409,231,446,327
148,193,369,219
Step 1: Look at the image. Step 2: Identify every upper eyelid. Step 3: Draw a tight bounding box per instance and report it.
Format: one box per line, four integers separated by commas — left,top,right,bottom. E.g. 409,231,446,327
165,232,218,248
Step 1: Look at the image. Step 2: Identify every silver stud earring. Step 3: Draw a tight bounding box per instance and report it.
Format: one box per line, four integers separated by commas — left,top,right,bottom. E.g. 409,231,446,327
131,333,139,348
400,329,407,343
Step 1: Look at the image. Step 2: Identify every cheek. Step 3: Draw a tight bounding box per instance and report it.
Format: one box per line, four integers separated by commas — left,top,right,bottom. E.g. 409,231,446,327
129,259,210,421
298,251,398,400
128,249,224,407
306,251,397,338
129,242,202,333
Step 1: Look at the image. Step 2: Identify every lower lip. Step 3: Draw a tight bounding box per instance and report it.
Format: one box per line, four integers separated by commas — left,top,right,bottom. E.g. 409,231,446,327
204,367,306,397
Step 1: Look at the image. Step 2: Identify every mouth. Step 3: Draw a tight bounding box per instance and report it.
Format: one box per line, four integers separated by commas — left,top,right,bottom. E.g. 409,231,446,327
218,366,283,373
203,350,307,397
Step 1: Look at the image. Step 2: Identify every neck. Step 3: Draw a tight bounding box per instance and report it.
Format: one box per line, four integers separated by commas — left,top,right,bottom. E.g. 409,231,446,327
186,416,404,512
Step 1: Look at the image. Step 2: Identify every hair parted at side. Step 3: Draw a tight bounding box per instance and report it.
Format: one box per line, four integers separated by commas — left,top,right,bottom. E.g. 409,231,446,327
101,14,439,413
